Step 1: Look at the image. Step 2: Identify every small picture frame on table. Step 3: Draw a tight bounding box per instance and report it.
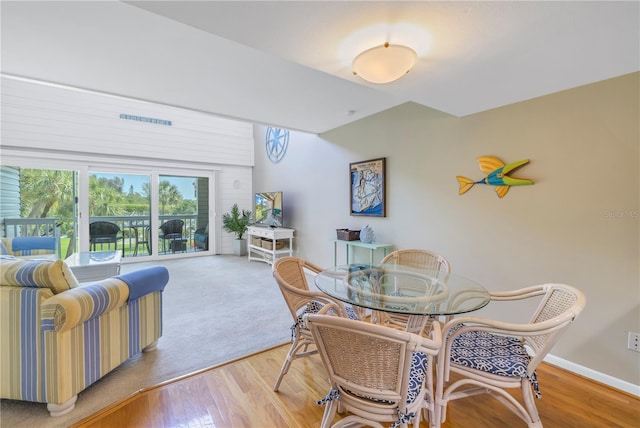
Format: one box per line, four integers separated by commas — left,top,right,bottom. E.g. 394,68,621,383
349,157,386,217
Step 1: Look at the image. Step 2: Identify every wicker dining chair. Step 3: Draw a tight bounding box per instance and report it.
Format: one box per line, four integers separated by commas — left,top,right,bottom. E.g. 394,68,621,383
272,257,360,392
377,249,452,334
435,283,586,428
305,313,442,428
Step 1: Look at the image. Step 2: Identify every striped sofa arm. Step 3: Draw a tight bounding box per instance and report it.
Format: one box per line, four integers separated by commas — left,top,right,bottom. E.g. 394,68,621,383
117,266,169,300
41,278,129,332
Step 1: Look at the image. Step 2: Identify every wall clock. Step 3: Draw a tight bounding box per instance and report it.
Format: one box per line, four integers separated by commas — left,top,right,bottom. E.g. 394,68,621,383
265,127,289,163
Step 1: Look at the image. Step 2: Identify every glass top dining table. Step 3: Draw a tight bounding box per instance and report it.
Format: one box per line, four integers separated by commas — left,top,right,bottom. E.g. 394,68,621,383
314,263,491,317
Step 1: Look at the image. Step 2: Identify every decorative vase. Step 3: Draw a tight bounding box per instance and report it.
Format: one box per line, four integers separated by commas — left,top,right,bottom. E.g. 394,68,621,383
360,225,375,243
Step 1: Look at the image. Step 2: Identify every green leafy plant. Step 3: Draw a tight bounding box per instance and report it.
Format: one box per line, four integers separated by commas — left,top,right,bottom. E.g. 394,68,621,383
222,203,253,240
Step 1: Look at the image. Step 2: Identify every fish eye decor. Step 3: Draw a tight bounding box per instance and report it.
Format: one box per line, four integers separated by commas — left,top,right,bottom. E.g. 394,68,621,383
457,156,534,198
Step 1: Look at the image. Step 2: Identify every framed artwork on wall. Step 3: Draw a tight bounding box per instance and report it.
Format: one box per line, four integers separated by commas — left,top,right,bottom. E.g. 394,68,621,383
350,157,386,217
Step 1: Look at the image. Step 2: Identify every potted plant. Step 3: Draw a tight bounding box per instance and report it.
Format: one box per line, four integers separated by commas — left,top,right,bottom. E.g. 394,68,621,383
222,203,253,256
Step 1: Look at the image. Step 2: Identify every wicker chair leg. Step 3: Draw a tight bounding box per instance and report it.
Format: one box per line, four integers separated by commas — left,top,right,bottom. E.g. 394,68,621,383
273,337,315,391
320,399,340,428
273,343,297,391
521,380,543,428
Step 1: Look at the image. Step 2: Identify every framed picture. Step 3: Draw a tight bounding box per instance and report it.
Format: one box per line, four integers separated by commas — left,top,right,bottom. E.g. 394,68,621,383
350,157,386,217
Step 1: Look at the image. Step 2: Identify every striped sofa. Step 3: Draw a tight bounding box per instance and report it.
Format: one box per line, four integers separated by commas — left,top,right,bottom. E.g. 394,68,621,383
0,257,169,416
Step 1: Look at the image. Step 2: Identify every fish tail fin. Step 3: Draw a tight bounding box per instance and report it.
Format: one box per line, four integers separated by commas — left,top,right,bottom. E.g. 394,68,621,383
457,176,475,195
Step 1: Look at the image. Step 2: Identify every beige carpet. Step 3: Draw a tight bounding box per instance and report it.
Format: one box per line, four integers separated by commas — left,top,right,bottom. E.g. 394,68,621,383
0,255,291,428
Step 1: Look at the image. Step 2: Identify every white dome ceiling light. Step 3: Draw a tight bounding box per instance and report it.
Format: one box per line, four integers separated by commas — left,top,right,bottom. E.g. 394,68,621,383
352,42,417,84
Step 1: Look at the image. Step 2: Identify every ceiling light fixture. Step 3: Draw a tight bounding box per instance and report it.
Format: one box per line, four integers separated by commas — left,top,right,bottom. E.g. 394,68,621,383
352,42,417,84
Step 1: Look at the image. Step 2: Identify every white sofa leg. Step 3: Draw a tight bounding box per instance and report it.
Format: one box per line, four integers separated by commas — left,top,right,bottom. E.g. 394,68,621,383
143,339,159,352
47,395,77,417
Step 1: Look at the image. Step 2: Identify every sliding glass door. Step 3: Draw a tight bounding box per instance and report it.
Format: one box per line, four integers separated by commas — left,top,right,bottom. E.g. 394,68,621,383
87,171,210,258
1,165,213,260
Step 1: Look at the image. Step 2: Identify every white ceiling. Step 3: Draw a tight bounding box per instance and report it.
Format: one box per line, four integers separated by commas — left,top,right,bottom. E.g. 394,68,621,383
2,1,638,134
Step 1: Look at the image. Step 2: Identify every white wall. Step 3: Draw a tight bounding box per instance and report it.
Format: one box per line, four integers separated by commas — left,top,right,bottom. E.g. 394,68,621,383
253,73,640,390
1,77,254,255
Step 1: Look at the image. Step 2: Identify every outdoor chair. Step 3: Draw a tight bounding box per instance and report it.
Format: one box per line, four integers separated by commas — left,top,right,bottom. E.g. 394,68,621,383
159,219,185,253
435,283,586,428
89,221,121,252
305,313,442,428
378,249,452,334
272,257,360,392
194,224,208,250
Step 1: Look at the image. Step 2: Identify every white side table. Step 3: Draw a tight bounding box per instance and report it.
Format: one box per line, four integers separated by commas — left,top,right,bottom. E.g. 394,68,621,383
64,251,122,283
247,226,294,268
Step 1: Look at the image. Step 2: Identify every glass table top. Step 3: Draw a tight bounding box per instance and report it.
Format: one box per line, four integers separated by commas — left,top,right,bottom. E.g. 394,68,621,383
65,250,121,267
315,263,490,316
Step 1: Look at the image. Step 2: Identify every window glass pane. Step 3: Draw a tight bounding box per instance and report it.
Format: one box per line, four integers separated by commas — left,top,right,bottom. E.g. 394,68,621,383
157,175,208,255
0,166,76,258
89,172,151,257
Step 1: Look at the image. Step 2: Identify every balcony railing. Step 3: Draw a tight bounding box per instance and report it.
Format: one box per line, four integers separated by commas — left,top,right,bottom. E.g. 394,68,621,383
4,217,60,238
3,217,62,257
3,215,204,258
90,215,201,257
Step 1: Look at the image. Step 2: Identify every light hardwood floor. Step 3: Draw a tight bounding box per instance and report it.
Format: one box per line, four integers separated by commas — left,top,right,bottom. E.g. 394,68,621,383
72,343,638,428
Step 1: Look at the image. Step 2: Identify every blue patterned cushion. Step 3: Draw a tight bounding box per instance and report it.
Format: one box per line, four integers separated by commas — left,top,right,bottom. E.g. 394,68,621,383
295,301,359,330
450,329,541,397
406,351,428,404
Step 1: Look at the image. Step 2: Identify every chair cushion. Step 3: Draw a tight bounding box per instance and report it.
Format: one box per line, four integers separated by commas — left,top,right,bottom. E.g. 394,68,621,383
295,301,359,329
0,258,79,294
450,329,541,397
407,351,428,404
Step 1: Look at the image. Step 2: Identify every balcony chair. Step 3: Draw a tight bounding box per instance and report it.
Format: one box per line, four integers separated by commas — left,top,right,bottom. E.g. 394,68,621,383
89,221,121,252
435,283,586,428
378,249,452,334
305,313,442,428
272,257,360,392
159,219,185,253
194,224,208,250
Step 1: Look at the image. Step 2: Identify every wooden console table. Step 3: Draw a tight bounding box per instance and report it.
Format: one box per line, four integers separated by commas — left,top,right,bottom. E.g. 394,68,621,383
333,239,393,265
247,226,294,268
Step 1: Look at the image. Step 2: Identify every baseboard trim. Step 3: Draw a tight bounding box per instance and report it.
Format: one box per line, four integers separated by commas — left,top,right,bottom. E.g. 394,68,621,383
545,354,640,397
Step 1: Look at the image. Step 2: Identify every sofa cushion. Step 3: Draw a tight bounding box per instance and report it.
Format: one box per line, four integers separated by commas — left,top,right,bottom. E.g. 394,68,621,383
1,237,57,257
0,258,79,294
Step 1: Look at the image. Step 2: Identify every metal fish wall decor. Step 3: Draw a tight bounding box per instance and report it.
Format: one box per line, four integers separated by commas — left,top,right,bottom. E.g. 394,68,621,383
457,156,534,198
